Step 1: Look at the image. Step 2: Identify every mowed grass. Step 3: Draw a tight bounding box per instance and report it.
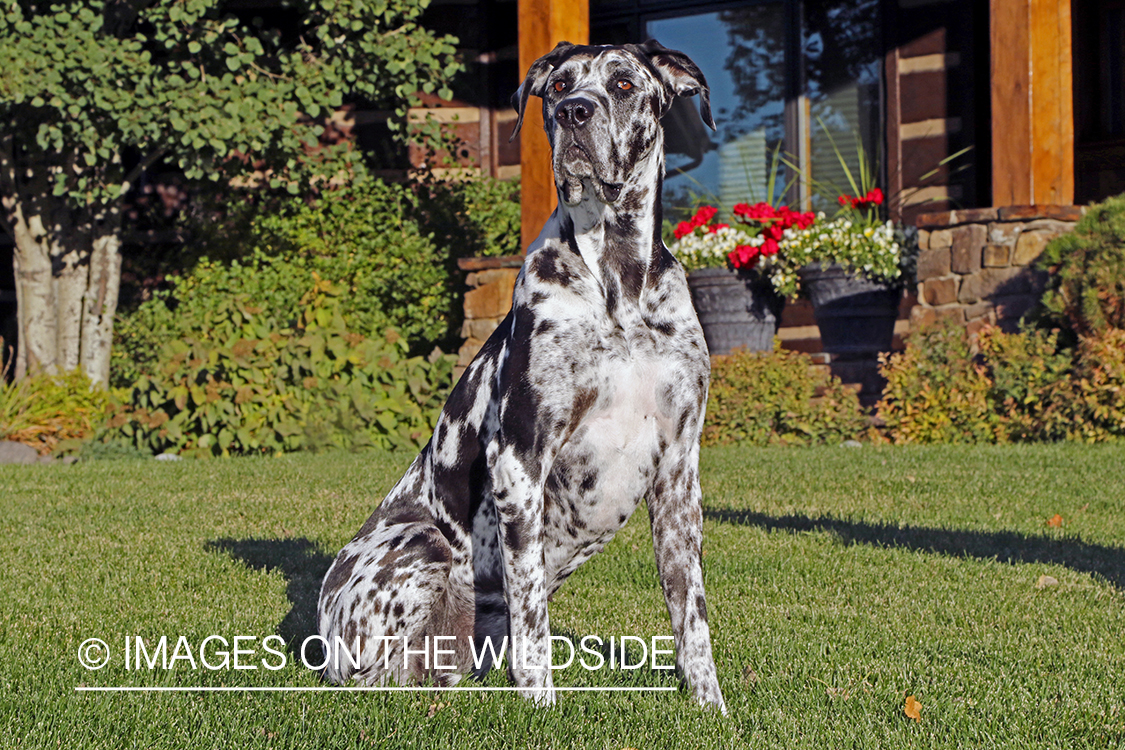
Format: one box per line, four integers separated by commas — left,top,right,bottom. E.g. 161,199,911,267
2,444,1124,749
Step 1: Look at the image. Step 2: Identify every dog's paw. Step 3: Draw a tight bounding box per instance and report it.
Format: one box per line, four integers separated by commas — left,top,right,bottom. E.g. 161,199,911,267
520,685,557,707
693,679,727,716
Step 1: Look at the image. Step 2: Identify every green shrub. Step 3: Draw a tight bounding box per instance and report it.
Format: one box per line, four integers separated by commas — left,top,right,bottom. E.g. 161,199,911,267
414,175,521,259
1070,328,1125,441
976,325,1076,442
878,320,1125,444
113,173,521,388
0,369,112,455
1038,195,1125,336
703,344,868,447
106,293,456,457
877,321,999,444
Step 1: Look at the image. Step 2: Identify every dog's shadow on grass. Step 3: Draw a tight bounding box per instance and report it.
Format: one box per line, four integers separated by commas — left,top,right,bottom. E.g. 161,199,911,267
705,509,1125,589
206,537,333,650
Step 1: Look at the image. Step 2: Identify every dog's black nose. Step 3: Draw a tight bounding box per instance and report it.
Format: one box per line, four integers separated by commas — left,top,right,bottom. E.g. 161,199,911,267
555,97,595,129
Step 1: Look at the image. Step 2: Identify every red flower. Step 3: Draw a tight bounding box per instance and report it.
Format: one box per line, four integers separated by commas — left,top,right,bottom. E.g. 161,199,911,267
840,189,885,211
734,202,777,222
674,221,694,239
728,244,761,269
708,223,730,234
760,238,779,257
693,205,718,225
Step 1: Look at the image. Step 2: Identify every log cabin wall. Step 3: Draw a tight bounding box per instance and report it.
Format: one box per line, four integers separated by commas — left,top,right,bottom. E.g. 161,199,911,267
884,0,992,225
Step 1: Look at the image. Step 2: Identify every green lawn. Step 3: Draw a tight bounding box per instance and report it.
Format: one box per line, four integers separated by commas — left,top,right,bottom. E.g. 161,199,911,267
2,444,1124,748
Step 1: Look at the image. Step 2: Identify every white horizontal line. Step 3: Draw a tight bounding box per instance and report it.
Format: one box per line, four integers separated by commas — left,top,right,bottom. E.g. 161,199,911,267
76,686,677,693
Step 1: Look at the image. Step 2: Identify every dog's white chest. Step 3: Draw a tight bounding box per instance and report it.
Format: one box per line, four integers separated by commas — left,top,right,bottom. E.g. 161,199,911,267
582,358,665,456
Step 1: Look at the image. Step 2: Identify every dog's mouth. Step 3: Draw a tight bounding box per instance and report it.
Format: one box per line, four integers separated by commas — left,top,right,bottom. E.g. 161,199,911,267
555,144,623,206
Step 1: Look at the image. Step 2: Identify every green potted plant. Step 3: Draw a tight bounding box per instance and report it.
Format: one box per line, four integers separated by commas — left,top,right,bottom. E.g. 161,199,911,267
766,189,917,355
669,203,814,355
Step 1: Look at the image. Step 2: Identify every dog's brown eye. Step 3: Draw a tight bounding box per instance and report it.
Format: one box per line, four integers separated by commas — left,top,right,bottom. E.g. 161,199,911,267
616,80,633,91
553,80,567,93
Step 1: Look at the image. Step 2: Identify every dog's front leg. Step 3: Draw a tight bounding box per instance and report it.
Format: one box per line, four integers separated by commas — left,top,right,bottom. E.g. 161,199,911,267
485,309,562,706
648,445,727,714
488,440,556,704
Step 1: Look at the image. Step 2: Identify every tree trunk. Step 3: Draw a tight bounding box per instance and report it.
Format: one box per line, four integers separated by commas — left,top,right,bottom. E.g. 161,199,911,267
10,210,58,380
5,197,122,386
81,224,123,386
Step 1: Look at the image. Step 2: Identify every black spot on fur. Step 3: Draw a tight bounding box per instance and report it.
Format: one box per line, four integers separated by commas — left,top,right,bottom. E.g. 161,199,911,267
531,247,576,286
503,517,526,551
321,554,359,598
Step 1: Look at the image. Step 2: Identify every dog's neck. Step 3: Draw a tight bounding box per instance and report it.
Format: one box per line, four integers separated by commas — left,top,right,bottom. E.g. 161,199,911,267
555,147,667,316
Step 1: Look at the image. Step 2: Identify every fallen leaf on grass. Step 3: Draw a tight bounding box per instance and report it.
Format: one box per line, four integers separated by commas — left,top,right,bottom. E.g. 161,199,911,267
904,695,922,723
741,665,759,687
1036,574,1059,589
1047,514,1064,528
427,701,448,717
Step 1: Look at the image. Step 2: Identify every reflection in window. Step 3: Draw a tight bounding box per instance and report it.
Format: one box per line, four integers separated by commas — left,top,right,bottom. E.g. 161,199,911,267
649,6,787,215
804,0,882,211
605,0,883,219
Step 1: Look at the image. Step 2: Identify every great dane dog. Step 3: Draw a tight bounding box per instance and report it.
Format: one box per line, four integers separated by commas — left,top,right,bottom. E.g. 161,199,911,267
317,39,726,712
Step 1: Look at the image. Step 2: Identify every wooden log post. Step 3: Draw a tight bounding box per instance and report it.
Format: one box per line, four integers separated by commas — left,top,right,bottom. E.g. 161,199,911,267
990,0,1074,206
517,0,588,250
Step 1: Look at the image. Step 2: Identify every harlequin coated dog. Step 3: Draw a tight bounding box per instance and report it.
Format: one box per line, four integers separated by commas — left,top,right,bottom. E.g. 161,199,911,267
317,39,726,712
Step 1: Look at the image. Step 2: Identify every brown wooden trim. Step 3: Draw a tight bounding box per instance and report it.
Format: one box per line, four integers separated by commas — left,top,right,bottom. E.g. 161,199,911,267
517,0,588,251
886,44,903,222
990,0,1032,206
990,0,1074,206
457,255,527,271
1029,0,1074,205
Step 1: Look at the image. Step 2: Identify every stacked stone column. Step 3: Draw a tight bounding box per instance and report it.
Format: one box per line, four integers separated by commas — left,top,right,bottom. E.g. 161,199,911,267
913,206,1082,335
455,256,523,377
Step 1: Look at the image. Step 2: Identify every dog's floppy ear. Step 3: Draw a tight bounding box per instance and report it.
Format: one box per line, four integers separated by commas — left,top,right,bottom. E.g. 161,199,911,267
509,41,575,141
637,39,715,131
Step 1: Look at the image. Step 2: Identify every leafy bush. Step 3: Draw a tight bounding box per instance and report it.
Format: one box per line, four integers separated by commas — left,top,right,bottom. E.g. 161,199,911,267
1070,328,1125,441
878,320,1125,444
976,326,1075,442
414,176,521,259
703,344,868,447
106,292,456,457
877,321,999,444
0,369,111,455
1038,194,1125,336
114,173,521,388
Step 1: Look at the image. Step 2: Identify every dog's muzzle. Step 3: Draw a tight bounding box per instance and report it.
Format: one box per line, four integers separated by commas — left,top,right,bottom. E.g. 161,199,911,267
553,97,623,206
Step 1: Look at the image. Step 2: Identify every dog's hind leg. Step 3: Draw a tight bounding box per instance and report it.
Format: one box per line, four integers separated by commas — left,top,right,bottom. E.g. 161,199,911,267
317,521,469,686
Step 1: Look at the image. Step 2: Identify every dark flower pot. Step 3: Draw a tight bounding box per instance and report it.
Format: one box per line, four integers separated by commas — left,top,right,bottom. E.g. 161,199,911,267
687,267,785,355
798,262,901,355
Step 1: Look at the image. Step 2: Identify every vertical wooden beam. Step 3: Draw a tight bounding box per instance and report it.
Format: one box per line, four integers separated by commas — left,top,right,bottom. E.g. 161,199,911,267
990,0,1074,206
885,44,903,222
1029,0,1074,205
517,0,588,250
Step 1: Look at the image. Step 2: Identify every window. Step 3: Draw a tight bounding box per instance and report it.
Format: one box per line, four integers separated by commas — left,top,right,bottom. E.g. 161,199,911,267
592,0,884,219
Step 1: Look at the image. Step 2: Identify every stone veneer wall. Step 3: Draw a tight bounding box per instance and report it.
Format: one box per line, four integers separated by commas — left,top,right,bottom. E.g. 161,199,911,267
455,255,524,376
912,205,1084,335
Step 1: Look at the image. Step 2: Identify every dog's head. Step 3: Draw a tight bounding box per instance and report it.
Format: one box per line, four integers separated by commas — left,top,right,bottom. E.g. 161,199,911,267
511,40,714,207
